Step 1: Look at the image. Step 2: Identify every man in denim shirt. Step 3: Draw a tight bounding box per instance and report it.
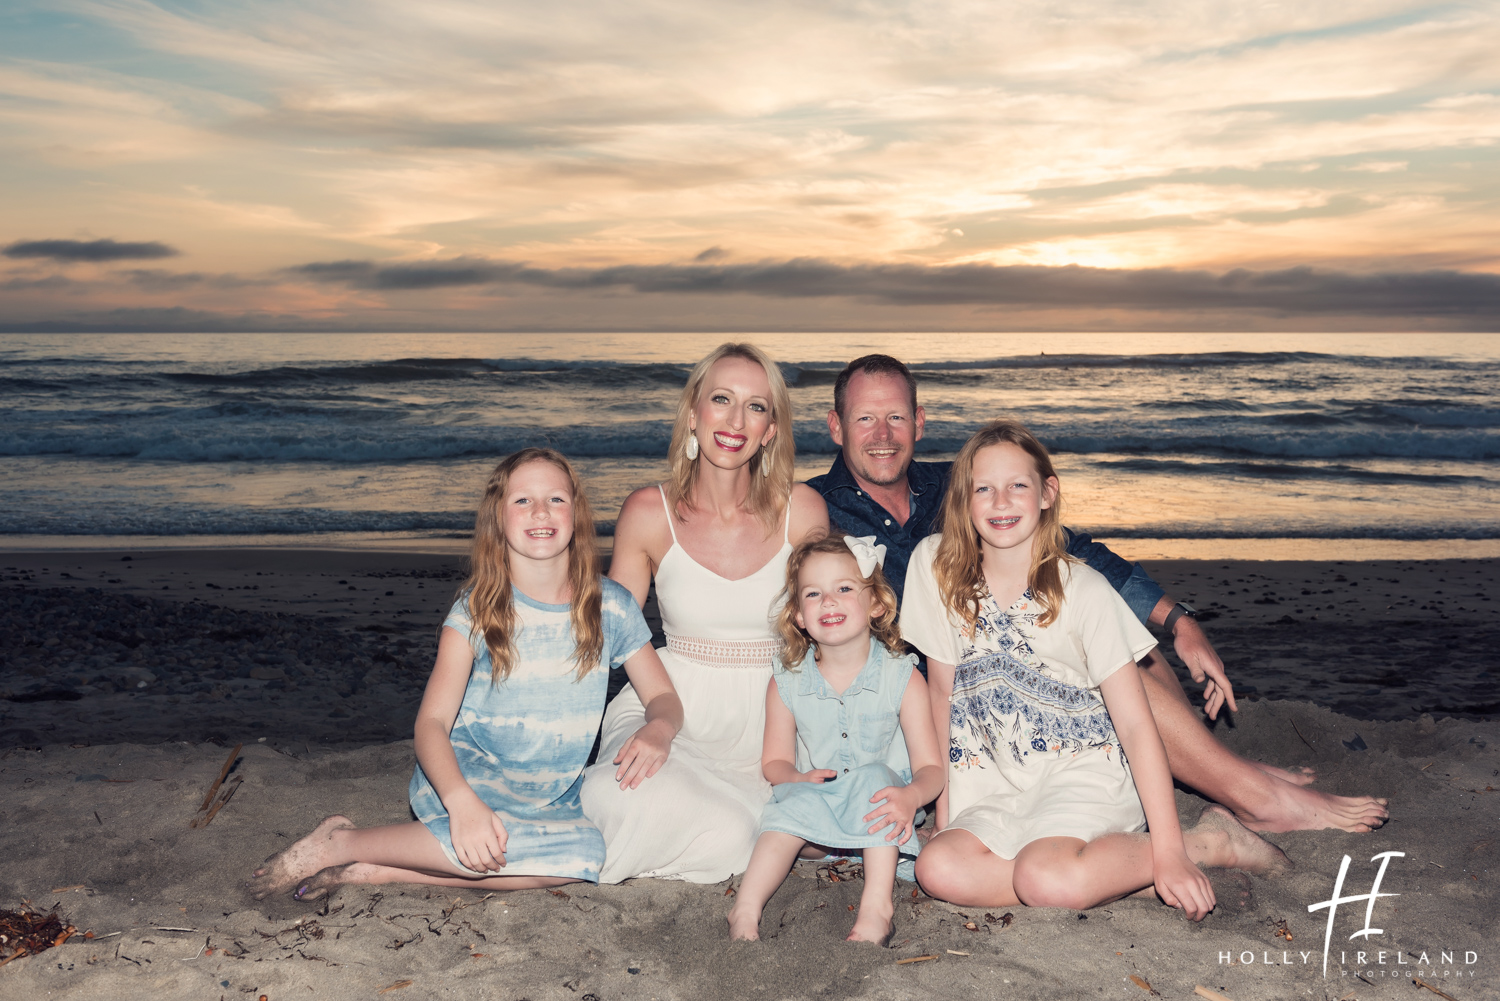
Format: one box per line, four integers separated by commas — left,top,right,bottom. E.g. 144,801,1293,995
807,354,1390,835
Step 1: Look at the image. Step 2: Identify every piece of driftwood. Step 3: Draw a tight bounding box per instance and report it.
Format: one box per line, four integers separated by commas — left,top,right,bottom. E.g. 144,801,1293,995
378,980,415,993
195,775,243,827
1194,986,1235,1001
196,743,243,812
894,954,938,965
1413,978,1460,1001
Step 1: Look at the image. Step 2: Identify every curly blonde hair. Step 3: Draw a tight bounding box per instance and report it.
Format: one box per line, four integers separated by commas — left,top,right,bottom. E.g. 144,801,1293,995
459,448,603,683
933,419,1073,630
665,342,795,530
775,534,902,668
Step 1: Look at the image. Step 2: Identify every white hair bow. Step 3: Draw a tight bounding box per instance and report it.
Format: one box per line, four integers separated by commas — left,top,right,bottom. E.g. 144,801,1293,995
843,535,887,579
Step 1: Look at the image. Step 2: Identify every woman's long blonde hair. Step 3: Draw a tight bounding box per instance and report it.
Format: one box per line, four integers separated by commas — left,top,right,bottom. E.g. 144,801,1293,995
460,447,603,683
665,342,795,529
776,535,903,668
933,420,1073,630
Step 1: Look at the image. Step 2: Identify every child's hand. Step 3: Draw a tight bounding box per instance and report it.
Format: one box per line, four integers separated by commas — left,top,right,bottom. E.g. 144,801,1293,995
863,783,922,845
1152,850,1215,921
613,719,674,790
799,768,838,783
448,795,508,873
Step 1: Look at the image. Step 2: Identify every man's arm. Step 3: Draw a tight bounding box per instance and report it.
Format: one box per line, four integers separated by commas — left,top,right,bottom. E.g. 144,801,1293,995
1063,528,1237,718
1064,528,1161,618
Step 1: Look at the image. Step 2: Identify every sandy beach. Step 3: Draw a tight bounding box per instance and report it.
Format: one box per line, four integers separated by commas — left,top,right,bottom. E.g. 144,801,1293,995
2,548,1496,1000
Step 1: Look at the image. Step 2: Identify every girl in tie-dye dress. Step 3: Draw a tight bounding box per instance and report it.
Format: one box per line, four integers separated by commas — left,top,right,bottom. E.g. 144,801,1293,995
248,448,683,901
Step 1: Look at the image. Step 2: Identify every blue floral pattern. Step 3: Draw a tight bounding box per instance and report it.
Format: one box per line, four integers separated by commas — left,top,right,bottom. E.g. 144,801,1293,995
949,589,1121,772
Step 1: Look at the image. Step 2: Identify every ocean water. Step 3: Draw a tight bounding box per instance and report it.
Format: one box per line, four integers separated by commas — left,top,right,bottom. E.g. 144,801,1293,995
2,332,1497,557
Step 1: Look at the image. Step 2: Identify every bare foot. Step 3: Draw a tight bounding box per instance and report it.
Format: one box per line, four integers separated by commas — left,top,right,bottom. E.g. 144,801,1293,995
291,863,366,902
1234,774,1388,834
1252,761,1317,786
726,904,761,941
1206,869,1256,912
1190,806,1291,877
248,815,354,900
846,904,894,944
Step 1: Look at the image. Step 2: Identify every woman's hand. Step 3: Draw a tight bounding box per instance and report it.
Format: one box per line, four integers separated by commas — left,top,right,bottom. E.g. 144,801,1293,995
612,718,674,790
447,793,508,873
863,783,923,845
1152,849,1216,921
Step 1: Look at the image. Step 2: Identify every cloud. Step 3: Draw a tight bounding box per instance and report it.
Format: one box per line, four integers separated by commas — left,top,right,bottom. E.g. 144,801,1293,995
4,238,180,262
284,257,521,289
121,269,268,291
285,255,1500,316
5,0,1500,308
0,306,357,334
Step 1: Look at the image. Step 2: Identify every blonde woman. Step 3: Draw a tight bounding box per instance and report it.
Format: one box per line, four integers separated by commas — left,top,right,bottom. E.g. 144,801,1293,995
581,343,830,883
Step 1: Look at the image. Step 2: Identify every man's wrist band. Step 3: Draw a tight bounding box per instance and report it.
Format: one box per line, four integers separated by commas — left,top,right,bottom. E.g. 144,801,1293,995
1164,601,1198,632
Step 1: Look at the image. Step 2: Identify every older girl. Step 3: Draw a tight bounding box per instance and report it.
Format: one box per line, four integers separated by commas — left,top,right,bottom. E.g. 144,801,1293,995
249,448,681,899
905,421,1287,917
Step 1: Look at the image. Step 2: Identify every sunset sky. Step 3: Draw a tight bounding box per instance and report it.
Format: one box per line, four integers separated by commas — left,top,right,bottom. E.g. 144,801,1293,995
2,0,1498,331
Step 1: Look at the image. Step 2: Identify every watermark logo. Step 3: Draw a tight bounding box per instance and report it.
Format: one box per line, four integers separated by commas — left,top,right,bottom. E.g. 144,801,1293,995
1307,850,1404,977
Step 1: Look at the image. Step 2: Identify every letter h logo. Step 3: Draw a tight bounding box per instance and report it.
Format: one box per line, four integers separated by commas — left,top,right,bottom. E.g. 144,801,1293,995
1307,851,1405,977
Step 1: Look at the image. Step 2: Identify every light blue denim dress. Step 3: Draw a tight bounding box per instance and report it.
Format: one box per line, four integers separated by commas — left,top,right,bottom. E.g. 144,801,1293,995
759,642,924,854
409,580,651,881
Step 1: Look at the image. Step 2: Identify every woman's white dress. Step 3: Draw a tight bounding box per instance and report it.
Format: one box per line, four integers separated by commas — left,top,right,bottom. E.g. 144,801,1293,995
579,486,790,883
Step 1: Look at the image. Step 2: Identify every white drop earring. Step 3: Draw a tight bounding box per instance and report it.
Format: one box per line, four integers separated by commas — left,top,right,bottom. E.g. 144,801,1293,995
685,433,699,460
761,448,771,476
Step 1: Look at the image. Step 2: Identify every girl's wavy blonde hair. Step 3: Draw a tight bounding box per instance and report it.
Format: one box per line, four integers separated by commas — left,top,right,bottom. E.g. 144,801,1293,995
666,342,795,530
776,534,903,668
934,419,1073,630
460,447,603,683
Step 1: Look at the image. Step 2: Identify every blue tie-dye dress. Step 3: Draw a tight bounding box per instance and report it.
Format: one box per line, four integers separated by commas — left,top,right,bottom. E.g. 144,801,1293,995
409,579,651,882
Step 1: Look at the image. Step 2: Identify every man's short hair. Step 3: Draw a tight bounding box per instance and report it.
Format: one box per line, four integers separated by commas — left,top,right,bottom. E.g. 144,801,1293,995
832,354,919,419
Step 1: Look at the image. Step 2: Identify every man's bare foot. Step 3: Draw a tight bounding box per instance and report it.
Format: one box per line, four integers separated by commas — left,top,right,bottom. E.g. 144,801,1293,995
248,815,354,900
1190,806,1291,877
726,904,761,941
1251,761,1317,786
1234,773,1388,833
846,904,894,944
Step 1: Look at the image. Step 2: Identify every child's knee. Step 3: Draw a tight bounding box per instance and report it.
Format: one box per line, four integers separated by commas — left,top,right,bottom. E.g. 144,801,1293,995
1012,859,1091,910
913,844,965,899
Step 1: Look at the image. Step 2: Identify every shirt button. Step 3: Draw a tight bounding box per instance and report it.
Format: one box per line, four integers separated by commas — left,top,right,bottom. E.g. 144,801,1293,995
843,768,850,774
842,732,848,738
884,519,891,526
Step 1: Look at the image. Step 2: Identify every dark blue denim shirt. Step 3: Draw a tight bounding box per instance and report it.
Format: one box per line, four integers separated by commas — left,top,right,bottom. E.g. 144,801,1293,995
807,453,1165,624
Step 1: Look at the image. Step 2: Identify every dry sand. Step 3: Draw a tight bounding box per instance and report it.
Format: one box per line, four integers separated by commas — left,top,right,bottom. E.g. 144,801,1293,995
2,548,1496,1000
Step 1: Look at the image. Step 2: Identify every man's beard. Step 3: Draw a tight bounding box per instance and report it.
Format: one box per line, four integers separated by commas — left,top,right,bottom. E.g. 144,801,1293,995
853,450,909,486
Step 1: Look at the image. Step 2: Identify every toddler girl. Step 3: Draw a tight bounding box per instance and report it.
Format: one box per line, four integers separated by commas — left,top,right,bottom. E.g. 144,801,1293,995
727,534,944,943
906,420,1287,917
249,447,683,899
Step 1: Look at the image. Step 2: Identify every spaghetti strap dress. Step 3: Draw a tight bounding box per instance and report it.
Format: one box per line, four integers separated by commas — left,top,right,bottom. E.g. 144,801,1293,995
580,486,791,883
